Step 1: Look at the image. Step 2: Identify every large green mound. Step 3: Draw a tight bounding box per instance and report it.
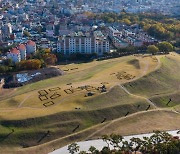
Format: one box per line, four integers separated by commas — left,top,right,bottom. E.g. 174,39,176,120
0,99,149,148
123,56,180,98
0,55,180,153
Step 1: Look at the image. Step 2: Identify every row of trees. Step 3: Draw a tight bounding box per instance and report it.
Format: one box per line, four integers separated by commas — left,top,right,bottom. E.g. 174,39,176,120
15,49,58,71
68,131,180,154
147,42,174,55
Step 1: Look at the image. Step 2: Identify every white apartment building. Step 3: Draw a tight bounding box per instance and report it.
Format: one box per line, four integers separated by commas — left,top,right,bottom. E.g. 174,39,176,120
57,31,109,55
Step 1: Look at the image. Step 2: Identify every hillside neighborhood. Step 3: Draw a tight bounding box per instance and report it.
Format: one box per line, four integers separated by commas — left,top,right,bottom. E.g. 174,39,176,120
0,0,179,64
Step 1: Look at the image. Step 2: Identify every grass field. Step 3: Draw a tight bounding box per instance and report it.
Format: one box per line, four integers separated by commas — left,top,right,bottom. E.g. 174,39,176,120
86,110,180,139
150,92,180,108
0,53,179,153
123,54,180,98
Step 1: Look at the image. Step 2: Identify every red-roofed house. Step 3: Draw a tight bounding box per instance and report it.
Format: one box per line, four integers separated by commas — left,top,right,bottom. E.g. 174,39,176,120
7,48,21,63
18,44,26,60
26,40,36,54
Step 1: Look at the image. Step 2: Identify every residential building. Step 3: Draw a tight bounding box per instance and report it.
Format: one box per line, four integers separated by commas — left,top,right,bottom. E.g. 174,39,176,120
18,44,26,60
26,40,36,54
113,36,129,48
57,31,109,55
108,26,122,39
2,23,12,39
7,48,21,63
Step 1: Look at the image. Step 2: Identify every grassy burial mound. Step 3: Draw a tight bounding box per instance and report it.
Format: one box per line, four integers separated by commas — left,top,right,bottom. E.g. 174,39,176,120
0,100,150,148
0,55,158,110
83,86,149,109
84,110,180,139
1,54,176,152
150,92,180,108
127,59,140,69
0,55,158,100
123,55,180,98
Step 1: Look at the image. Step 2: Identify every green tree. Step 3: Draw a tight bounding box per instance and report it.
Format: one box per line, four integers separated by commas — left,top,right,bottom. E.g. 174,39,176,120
4,59,13,66
89,146,97,153
109,134,123,150
23,30,31,37
101,146,110,154
122,18,131,25
102,135,110,149
147,45,159,55
0,65,9,73
158,41,174,53
68,143,80,154
130,137,143,153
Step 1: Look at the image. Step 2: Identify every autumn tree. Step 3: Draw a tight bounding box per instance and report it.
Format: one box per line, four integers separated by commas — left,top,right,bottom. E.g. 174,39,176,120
43,53,57,65
16,59,42,70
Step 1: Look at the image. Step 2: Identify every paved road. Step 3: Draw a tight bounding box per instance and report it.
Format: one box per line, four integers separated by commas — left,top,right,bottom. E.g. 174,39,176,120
50,130,180,154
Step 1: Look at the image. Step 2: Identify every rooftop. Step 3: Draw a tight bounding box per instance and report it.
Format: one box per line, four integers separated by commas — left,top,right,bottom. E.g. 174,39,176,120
10,48,20,54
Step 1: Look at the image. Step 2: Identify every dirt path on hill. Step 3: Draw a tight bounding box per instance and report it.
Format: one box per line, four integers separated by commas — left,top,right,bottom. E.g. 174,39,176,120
119,84,157,108
116,56,162,108
84,108,179,140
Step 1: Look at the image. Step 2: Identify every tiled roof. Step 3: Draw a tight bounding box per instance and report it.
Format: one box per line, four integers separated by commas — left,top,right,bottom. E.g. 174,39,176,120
10,48,20,54
27,40,36,46
18,44,26,50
